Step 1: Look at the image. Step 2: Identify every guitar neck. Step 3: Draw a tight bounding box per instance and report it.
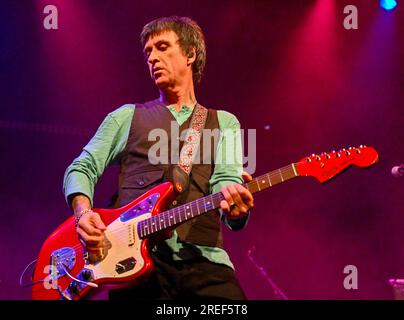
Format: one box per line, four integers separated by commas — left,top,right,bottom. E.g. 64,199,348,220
138,163,299,238
243,163,299,194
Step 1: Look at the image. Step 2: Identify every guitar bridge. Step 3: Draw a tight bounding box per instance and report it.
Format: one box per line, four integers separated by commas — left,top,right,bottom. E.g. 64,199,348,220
50,247,76,279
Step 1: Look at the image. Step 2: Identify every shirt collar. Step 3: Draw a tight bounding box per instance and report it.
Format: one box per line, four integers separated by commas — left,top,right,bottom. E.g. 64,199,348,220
167,103,195,113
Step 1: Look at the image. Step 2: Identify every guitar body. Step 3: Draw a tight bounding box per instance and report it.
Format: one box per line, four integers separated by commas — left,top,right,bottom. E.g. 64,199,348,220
32,182,176,300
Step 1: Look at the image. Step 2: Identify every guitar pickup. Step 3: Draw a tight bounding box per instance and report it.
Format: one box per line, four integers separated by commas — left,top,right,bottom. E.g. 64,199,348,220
115,257,136,274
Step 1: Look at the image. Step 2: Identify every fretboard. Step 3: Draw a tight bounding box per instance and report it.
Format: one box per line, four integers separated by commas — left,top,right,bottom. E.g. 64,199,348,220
137,163,299,238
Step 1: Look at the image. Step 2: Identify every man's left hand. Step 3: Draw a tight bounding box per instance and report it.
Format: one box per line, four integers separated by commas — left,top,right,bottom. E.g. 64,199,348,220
220,172,254,220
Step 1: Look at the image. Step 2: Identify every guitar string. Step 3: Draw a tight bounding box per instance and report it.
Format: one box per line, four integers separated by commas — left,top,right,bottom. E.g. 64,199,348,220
54,162,303,257
47,150,361,283
50,150,359,263
57,158,334,259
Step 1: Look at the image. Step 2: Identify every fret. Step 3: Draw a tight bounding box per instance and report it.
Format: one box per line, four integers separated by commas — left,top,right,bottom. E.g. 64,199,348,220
256,179,261,191
144,220,148,235
178,206,183,223
182,205,186,222
144,221,149,237
162,213,167,229
150,217,155,233
217,193,223,205
291,163,297,176
267,173,272,187
204,198,213,211
198,198,204,215
185,204,191,219
190,202,196,218
173,208,177,225
195,200,200,216
168,211,172,227
259,177,268,190
164,212,169,228
282,169,290,180
138,222,143,238
159,216,164,230
180,206,184,223
178,205,183,222
216,194,221,204
278,169,284,182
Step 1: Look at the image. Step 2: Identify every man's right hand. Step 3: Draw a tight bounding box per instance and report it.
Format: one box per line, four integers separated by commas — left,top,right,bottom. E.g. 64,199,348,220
76,210,107,254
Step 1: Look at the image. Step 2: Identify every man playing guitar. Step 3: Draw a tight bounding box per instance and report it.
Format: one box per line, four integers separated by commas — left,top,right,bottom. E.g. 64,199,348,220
64,16,254,300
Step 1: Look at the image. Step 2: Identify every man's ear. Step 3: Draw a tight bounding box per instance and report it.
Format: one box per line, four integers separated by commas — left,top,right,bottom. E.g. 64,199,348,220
187,48,196,65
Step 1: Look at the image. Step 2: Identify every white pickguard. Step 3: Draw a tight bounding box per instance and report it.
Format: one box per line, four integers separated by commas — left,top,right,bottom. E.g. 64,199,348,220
85,213,151,280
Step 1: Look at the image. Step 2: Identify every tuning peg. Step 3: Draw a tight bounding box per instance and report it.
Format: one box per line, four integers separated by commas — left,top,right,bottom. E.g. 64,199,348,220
345,150,351,156
306,157,312,162
325,154,331,159
355,149,361,154
316,156,321,161
336,153,341,158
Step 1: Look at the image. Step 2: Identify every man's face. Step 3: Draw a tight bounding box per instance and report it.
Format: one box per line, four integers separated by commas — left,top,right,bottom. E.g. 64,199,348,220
143,30,193,89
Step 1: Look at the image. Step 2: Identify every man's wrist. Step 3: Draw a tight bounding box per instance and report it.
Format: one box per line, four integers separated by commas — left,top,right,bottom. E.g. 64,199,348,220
74,208,93,228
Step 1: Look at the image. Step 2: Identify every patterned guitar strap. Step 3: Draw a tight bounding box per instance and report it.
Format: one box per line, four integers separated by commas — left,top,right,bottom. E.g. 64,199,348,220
172,103,208,194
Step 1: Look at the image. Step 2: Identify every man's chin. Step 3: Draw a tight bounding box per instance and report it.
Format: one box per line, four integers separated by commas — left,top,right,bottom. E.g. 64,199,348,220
154,78,169,90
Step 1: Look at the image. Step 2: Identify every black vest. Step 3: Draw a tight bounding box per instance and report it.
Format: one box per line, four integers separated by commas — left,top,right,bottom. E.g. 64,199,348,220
115,99,224,248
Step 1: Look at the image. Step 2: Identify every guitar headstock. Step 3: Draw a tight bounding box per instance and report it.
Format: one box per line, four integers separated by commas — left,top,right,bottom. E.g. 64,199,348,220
296,145,379,183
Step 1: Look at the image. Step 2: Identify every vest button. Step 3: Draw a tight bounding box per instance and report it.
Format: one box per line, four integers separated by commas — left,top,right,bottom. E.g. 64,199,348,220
138,180,145,186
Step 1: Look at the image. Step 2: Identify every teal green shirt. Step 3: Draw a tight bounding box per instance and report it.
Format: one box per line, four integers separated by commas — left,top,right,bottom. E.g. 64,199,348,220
63,103,249,270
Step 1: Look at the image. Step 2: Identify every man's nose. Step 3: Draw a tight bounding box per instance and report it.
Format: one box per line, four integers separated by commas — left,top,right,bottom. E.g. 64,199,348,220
148,48,159,65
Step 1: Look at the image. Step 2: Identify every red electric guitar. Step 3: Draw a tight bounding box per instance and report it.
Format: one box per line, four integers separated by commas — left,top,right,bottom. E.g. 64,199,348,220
31,145,378,300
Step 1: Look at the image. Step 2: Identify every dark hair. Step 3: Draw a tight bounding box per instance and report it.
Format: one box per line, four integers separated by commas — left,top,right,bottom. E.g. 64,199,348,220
140,16,206,83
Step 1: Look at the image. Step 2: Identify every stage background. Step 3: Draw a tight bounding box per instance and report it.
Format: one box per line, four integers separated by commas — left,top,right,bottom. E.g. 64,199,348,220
1,0,403,299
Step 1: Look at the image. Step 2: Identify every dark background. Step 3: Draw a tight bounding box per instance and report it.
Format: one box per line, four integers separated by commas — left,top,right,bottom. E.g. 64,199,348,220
1,0,403,299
